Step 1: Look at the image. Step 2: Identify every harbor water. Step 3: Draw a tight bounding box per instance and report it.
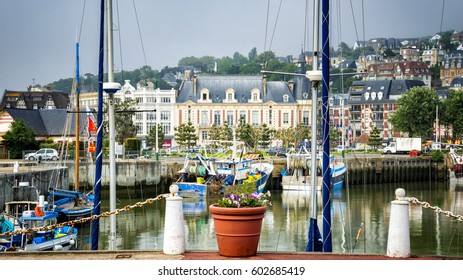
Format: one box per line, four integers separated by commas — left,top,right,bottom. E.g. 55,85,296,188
75,180,463,257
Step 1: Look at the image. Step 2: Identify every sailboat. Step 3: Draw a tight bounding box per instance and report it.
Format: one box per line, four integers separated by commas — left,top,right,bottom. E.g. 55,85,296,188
47,41,94,223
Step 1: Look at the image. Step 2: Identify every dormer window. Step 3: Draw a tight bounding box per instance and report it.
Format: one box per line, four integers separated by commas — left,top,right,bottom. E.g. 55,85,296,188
224,88,237,103
249,88,261,103
199,88,212,103
283,94,289,102
364,92,370,100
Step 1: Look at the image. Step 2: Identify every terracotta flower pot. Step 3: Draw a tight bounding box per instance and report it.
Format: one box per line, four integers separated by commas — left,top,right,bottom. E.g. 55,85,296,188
209,204,266,257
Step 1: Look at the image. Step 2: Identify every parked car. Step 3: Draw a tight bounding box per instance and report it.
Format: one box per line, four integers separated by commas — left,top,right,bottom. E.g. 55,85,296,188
267,147,287,156
24,148,59,161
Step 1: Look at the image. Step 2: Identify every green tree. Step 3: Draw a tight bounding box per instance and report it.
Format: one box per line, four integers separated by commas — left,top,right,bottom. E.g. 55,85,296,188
2,119,39,159
441,89,463,140
330,128,341,148
104,99,138,144
248,47,258,62
276,127,296,148
239,62,261,74
147,124,165,150
389,87,439,137
174,122,198,148
295,123,311,144
368,127,383,150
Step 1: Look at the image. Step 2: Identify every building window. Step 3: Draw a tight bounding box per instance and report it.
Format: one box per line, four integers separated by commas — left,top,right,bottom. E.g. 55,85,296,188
161,123,171,135
239,111,246,124
147,123,156,134
269,109,273,125
136,97,143,104
283,94,289,102
136,123,143,134
135,112,143,121
200,89,210,102
202,131,208,140
303,111,310,126
283,112,289,124
213,111,221,126
226,111,234,126
201,111,209,126
161,97,171,103
252,111,259,126
147,112,155,121
161,111,170,121
250,89,261,102
225,88,235,102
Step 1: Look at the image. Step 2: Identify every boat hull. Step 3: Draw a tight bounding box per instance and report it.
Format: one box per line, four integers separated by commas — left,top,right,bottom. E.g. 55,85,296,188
281,162,346,191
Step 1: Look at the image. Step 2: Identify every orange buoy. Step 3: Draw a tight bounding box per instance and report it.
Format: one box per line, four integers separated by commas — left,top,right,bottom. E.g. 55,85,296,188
35,205,44,217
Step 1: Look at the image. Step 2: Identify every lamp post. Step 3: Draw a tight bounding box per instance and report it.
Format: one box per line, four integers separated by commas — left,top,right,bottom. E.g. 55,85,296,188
105,0,120,252
103,82,120,251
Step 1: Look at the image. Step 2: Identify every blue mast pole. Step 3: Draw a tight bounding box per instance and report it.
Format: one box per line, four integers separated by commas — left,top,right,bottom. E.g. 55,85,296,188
306,0,322,252
91,0,105,250
321,0,332,252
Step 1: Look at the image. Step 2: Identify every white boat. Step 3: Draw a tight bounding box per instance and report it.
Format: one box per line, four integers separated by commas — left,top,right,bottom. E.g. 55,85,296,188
281,145,347,191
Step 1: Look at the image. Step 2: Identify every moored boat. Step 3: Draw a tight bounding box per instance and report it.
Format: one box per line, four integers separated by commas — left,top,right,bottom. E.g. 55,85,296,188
281,145,347,191
173,148,274,198
0,182,77,252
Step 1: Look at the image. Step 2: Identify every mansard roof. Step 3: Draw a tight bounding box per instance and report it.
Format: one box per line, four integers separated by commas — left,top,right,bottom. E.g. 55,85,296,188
348,80,426,104
0,90,69,110
177,75,298,104
5,108,83,137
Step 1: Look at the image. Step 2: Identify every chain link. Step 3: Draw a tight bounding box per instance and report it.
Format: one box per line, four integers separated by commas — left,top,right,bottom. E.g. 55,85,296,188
2,193,170,237
406,197,463,222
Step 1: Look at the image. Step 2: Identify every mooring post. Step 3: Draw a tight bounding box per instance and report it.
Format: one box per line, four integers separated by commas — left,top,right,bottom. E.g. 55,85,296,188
163,185,185,255
386,188,410,258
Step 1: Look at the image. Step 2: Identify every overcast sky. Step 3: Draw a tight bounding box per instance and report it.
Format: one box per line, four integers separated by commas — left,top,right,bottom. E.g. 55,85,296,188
1,0,463,92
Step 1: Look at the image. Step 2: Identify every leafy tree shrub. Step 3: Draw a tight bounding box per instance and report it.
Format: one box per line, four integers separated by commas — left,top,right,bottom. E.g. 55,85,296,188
430,149,444,162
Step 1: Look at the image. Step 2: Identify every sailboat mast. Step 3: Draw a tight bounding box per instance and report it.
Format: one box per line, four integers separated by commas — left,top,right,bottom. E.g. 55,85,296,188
106,0,118,251
321,0,332,252
306,0,322,252
75,42,80,192
91,0,105,250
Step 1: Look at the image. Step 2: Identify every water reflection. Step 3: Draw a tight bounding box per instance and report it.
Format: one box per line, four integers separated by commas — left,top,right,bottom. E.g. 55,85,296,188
77,181,463,257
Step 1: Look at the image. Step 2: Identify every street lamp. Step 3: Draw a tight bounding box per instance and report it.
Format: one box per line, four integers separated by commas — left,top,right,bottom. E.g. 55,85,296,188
103,81,121,251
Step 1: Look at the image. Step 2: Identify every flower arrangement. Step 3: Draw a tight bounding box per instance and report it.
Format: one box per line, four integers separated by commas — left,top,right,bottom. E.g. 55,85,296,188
216,191,272,208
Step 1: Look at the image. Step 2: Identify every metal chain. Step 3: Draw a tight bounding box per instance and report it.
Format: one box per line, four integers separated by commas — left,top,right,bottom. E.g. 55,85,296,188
406,197,463,222
2,193,170,237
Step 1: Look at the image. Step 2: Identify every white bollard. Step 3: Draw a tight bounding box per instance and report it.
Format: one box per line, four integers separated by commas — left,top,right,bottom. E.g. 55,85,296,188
386,188,410,258
163,185,185,255
13,161,19,173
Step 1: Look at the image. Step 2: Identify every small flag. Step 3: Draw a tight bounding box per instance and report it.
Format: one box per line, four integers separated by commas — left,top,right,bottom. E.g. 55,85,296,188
86,106,97,135
88,141,96,153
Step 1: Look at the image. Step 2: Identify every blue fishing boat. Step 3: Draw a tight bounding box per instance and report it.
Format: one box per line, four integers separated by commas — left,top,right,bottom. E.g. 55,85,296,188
174,148,273,198
0,182,78,252
47,188,94,222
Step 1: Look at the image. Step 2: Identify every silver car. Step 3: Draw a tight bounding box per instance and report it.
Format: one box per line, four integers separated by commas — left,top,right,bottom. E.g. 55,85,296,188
24,148,59,161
